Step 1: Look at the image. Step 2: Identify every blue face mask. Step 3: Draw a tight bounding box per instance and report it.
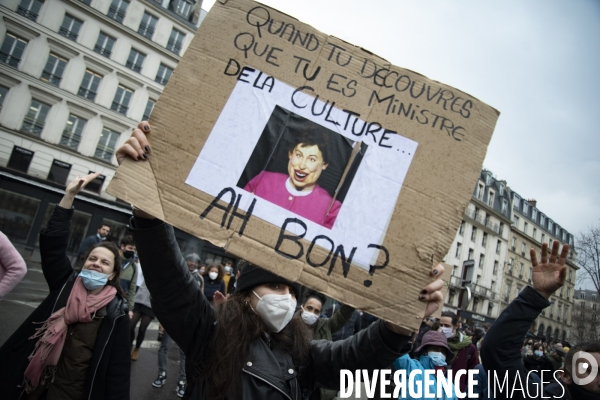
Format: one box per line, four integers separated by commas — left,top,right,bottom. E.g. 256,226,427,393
427,351,447,366
534,350,544,357
80,269,110,290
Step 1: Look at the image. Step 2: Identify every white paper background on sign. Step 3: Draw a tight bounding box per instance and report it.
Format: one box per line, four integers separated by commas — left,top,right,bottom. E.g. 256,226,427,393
186,68,418,270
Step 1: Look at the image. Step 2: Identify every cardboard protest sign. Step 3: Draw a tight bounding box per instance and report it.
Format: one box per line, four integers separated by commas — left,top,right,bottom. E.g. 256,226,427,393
107,0,499,330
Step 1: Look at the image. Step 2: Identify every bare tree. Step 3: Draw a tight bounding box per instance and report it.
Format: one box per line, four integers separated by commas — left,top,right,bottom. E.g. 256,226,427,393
576,223,600,296
570,302,599,344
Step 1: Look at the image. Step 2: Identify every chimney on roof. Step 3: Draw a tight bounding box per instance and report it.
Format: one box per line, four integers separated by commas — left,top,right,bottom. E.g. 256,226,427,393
528,199,537,207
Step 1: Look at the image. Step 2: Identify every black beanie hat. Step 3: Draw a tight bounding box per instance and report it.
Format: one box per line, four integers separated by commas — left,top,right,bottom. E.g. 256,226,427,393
235,263,300,297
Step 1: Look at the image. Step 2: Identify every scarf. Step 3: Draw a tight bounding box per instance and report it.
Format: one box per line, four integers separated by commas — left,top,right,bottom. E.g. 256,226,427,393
447,331,473,363
23,276,116,392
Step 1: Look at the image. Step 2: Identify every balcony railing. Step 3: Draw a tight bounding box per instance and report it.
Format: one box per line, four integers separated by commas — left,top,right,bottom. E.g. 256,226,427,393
59,27,78,41
94,45,112,57
0,52,20,68
78,87,97,101
166,40,182,54
111,102,128,115
17,6,38,21
22,121,44,136
138,24,154,38
108,6,126,23
155,76,169,85
41,71,62,86
125,61,142,73
487,220,500,234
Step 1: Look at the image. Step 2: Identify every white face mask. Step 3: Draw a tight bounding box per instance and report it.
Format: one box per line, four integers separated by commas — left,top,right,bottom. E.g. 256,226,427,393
301,306,319,326
252,291,296,333
224,266,232,274
440,326,454,339
209,272,218,280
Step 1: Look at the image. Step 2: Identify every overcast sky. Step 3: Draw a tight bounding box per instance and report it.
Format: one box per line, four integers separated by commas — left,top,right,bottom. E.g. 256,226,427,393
202,0,600,238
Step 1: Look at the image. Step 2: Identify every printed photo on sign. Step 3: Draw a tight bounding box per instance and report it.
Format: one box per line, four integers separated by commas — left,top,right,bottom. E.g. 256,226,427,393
237,105,362,229
186,67,418,269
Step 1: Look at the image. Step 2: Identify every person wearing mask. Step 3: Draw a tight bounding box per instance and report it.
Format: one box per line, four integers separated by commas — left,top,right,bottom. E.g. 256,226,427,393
439,311,480,393
153,252,205,397
116,121,447,400
482,240,600,400
203,263,226,302
118,235,138,315
523,343,554,375
548,343,566,371
522,339,534,358
222,260,233,294
393,330,458,400
0,230,27,298
299,291,355,400
0,172,130,399
77,223,110,262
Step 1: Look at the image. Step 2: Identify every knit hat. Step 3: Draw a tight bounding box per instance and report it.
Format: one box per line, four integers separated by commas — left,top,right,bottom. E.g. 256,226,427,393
185,253,201,263
235,263,301,297
415,330,455,360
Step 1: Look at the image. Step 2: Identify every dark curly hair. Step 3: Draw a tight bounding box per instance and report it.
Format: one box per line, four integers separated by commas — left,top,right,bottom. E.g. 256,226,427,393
288,129,330,164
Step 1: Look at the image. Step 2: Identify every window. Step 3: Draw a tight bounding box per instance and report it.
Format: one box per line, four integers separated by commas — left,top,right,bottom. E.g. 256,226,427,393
501,199,508,214
59,14,82,41
511,237,516,250
528,267,532,282
515,285,522,300
166,28,185,54
85,172,106,194
107,0,129,23
142,99,154,121
505,282,512,302
155,64,173,85
487,303,494,317
499,222,504,236
455,242,462,258
78,70,102,101
523,201,529,215
508,257,513,273
126,49,145,73
499,183,504,196
518,262,524,277
532,228,537,240
470,227,477,241
488,190,495,207
458,221,465,235
0,189,41,243
94,32,115,57
523,222,528,234
493,261,498,275
468,248,474,260
111,85,133,115
496,240,501,254
173,0,193,18
21,99,50,136
548,220,553,232
478,254,485,269
541,233,546,244
482,232,487,246
0,85,8,112
521,242,526,256
540,214,546,227
95,128,120,161
17,0,43,21
7,146,34,173
60,114,87,149
532,208,537,221
593,303,597,311
513,215,519,227
47,160,71,185
0,33,28,68
513,195,520,209
41,53,67,86
138,12,157,39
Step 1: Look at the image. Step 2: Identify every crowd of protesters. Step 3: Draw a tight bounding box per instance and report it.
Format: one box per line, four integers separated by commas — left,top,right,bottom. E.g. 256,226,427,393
0,121,598,400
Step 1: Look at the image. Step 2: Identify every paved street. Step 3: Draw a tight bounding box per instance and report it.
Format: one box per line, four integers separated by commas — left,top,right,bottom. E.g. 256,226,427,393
0,263,188,400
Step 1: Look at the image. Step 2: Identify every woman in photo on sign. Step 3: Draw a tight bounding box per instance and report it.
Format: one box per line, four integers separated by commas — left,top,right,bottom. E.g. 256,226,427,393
0,172,130,400
112,121,446,400
244,129,342,229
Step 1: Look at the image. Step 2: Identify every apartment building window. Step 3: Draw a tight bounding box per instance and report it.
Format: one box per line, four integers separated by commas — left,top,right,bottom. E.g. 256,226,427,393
126,49,145,73
518,263,524,278
59,14,82,41
138,12,157,39
487,304,493,317
79,70,102,101
0,85,8,112
111,85,133,115
458,221,465,235
173,0,193,18
80,0,92,4
41,53,67,86
493,261,498,275
468,248,474,260
513,215,519,227
478,254,485,269
95,128,120,161
142,99,154,121
155,64,173,85
85,172,106,194
0,33,28,68
21,100,50,136
166,28,185,55
540,214,545,227
532,228,537,240
523,221,529,235
482,232,487,246
488,190,495,207
515,285,522,300
455,242,462,258
505,282,512,302
508,257,513,273
521,242,526,256
471,227,477,241
499,222,504,236
108,0,129,23
532,208,537,221
17,0,43,21
548,220,553,232
501,199,508,214
47,160,71,185
7,146,34,173
60,114,87,149
528,267,532,282
511,237,516,251
541,233,546,244
523,201,529,215
496,240,501,254
513,195,520,208
94,32,115,57
498,183,504,196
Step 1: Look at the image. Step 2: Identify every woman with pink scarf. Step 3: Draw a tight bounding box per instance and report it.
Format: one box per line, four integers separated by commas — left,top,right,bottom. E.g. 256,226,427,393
0,173,131,400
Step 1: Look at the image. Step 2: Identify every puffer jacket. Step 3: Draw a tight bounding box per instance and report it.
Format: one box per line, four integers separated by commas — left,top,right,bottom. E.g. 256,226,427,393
130,217,412,400
0,206,130,400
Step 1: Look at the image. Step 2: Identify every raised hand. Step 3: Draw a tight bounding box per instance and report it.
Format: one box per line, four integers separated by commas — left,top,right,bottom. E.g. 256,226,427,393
59,172,101,209
530,240,569,299
116,121,152,166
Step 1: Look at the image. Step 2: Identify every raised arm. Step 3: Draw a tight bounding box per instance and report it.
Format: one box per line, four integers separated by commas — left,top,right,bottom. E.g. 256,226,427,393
481,240,568,400
322,303,355,334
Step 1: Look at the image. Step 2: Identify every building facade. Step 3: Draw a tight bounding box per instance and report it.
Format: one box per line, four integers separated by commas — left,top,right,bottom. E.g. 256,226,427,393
572,289,599,344
443,169,512,326
0,0,238,265
501,190,578,342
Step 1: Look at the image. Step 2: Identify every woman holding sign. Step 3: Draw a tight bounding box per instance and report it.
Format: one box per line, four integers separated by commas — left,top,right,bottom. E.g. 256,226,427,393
115,122,445,399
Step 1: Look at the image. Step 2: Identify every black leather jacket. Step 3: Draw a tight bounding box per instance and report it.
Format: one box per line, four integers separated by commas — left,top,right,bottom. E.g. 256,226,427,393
130,218,411,400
